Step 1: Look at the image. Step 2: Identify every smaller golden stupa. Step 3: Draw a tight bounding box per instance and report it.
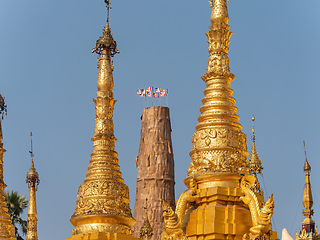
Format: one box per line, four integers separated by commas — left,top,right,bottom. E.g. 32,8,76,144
296,142,320,240
25,132,40,240
0,94,16,240
139,199,153,240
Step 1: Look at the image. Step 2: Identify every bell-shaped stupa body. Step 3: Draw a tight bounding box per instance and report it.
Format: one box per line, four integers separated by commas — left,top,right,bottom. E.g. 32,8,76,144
67,3,139,240
133,106,175,240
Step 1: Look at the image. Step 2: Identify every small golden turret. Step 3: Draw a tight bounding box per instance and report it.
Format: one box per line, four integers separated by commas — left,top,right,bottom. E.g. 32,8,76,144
140,215,153,240
0,94,16,240
140,199,153,240
248,115,263,176
301,142,314,233
296,143,320,240
26,132,40,240
67,1,138,240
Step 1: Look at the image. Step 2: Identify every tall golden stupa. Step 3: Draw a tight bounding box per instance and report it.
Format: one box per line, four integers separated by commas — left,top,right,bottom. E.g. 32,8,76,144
66,1,140,240
160,1,277,240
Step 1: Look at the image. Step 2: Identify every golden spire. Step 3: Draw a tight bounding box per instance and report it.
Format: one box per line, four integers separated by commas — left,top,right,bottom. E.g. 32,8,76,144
26,132,40,240
68,1,135,238
301,142,315,233
248,115,263,175
186,0,248,179
0,94,16,240
140,199,153,240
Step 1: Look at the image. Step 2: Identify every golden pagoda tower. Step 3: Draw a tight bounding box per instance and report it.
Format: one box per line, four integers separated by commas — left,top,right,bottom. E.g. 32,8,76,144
67,1,139,240
26,132,40,240
160,1,276,240
296,143,320,240
0,94,16,240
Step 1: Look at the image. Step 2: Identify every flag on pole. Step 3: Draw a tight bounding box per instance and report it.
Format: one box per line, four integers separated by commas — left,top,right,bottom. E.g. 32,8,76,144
147,91,152,97
146,87,153,93
155,87,161,93
137,89,143,96
160,89,168,97
153,93,159,98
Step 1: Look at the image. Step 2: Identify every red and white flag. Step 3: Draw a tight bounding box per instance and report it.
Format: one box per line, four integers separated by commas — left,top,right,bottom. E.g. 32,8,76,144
160,89,167,97
155,87,161,93
146,87,153,93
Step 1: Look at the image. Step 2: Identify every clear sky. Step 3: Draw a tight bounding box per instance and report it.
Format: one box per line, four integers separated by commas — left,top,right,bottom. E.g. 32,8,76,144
1,0,320,239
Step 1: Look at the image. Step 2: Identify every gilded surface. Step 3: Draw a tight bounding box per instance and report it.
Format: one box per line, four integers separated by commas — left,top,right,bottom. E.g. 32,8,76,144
240,175,274,239
0,95,17,240
140,214,153,240
69,5,136,237
175,179,199,227
187,0,248,178
161,201,187,240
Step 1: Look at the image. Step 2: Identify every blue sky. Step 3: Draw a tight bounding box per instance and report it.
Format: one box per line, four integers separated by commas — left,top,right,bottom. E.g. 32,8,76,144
1,0,320,239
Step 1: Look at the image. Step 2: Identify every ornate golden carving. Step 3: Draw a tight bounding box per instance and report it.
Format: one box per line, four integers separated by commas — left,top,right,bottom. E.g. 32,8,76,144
175,179,198,226
72,223,133,236
161,201,187,240
187,0,248,178
240,175,274,239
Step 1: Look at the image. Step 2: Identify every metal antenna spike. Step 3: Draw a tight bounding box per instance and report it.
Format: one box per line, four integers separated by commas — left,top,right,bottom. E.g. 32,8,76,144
29,132,34,162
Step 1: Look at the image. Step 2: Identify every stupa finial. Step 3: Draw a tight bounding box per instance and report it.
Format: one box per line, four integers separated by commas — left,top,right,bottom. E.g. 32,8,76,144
92,0,119,57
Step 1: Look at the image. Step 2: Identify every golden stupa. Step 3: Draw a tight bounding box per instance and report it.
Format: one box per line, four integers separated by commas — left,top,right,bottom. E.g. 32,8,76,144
160,1,277,240
66,1,139,240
